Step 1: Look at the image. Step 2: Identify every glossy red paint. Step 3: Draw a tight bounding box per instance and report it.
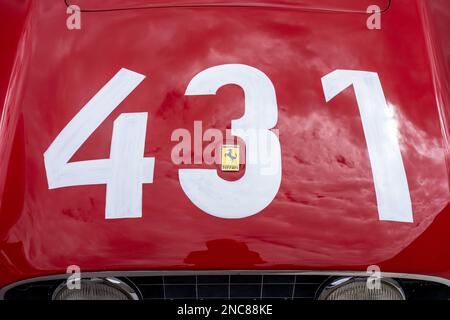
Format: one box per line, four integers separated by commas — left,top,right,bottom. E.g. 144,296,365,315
0,0,450,288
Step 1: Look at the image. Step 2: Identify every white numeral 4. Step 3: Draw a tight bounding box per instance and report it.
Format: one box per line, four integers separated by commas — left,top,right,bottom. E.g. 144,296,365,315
44,68,155,219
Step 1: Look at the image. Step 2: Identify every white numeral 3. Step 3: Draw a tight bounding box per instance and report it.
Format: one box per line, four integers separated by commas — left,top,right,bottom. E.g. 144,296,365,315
179,64,282,219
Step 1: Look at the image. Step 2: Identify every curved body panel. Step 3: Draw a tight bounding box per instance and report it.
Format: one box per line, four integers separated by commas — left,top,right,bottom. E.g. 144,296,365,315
0,0,449,288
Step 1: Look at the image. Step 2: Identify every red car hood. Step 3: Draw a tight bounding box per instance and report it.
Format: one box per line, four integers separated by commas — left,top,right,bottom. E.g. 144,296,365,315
1,0,450,287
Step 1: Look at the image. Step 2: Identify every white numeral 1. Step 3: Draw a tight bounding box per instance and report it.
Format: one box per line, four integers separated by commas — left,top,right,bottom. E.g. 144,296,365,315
44,68,155,219
321,70,413,223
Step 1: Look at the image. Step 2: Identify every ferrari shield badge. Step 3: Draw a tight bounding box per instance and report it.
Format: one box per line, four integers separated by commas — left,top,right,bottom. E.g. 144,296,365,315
221,145,240,171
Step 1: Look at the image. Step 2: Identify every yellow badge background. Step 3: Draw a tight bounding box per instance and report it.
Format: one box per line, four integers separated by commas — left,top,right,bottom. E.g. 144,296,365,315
221,145,240,171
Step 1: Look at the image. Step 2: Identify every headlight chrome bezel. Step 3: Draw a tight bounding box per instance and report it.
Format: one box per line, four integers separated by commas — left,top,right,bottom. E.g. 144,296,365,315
52,277,140,300
318,276,406,300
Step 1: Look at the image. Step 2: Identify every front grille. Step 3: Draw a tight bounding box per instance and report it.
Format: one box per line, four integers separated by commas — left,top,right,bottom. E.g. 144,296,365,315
128,275,327,300
3,274,450,300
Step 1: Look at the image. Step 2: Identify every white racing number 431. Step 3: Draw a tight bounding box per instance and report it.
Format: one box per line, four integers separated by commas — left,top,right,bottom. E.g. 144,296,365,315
44,65,413,223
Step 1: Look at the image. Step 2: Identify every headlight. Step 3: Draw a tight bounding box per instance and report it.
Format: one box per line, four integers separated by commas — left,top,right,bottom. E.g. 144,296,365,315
318,277,405,300
52,277,139,300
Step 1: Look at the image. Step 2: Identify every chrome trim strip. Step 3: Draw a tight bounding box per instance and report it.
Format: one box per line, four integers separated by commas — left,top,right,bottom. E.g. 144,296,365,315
1,270,450,300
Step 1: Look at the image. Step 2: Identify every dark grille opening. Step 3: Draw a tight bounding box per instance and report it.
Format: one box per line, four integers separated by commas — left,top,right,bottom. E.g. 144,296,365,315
398,279,450,300
3,274,450,300
3,280,60,300
127,274,327,300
